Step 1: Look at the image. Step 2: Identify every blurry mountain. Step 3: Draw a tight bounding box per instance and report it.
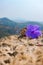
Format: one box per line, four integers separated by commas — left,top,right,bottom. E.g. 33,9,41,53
0,17,43,38
0,17,18,38
17,21,43,30
0,17,17,27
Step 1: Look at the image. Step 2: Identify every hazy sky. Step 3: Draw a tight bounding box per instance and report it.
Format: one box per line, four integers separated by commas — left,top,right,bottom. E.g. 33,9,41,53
0,0,43,21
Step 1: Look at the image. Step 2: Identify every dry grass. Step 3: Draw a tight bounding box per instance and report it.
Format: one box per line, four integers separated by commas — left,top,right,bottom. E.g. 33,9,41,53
0,35,43,65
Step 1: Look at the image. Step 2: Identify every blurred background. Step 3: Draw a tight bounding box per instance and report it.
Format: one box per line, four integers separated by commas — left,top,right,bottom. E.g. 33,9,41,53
0,0,43,38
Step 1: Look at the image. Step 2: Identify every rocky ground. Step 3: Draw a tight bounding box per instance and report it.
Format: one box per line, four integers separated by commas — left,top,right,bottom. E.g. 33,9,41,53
0,35,43,65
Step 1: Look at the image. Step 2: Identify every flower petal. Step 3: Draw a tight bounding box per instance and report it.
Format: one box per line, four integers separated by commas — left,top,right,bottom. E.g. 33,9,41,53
25,24,42,39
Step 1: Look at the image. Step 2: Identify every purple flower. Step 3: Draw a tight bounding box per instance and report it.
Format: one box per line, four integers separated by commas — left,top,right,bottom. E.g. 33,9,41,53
25,25,42,39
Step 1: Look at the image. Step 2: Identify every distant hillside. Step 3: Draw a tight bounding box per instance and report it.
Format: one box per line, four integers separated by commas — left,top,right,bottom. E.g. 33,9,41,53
17,21,43,30
0,17,43,38
0,17,18,37
0,17,17,27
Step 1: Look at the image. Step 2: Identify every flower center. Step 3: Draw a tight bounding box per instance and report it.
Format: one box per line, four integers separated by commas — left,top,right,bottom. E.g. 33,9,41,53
31,31,34,33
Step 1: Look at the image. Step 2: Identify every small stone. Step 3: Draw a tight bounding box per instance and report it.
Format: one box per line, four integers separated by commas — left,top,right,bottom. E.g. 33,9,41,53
2,43,10,47
36,59,41,62
0,62,3,65
13,46,17,50
21,52,24,55
29,43,34,46
41,39,43,42
4,59,10,64
8,51,18,57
